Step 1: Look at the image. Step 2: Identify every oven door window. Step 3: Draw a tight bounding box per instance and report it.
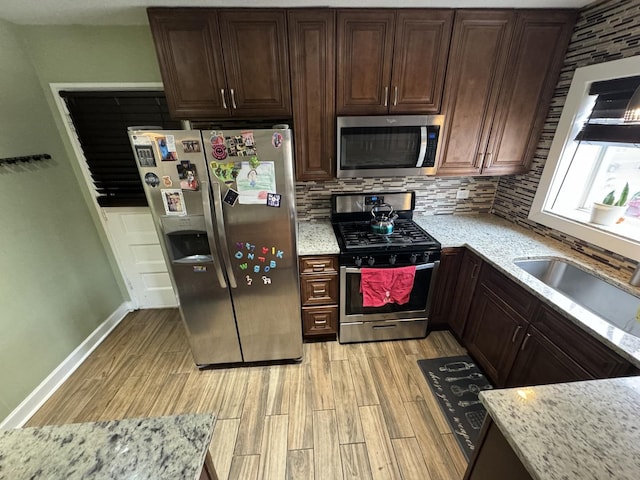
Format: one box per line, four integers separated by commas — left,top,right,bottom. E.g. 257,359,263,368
340,126,422,170
344,266,433,315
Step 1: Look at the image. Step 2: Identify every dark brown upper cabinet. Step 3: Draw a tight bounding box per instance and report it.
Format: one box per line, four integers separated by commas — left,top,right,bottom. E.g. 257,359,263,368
288,10,336,181
437,9,575,176
148,8,292,119
336,9,453,115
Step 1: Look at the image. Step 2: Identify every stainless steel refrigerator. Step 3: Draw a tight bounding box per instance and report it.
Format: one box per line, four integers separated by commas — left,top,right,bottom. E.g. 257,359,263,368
128,127,302,366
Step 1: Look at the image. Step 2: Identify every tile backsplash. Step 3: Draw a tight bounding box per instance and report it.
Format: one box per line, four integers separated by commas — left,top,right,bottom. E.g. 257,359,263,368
493,0,640,274
295,176,499,222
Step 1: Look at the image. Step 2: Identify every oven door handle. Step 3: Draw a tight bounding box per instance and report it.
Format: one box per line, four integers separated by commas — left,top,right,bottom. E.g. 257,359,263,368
343,262,437,274
415,126,428,167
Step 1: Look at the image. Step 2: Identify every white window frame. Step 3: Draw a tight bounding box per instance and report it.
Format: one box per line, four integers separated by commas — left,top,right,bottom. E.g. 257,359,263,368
530,56,640,261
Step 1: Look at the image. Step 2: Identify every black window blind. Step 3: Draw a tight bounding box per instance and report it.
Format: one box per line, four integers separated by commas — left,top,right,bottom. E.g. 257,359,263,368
61,91,181,207
575,75,640,144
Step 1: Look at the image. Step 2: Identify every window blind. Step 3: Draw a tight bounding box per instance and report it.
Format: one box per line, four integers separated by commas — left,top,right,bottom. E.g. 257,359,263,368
61,91,181,207
575,75,640,144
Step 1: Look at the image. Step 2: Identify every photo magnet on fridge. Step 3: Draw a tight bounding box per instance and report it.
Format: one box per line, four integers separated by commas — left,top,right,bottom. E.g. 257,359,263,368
157,135,178,161
182,140,201,153
161,188,186,216
135,145,156,167
177,161,199,191
223,188,239,207
266,193,282,208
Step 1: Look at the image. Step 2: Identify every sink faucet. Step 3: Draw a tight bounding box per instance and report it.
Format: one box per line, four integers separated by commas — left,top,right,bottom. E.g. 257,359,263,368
631,263,640,287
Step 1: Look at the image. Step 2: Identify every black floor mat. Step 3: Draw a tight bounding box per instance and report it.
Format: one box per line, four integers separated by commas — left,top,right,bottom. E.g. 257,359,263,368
417,355,493,461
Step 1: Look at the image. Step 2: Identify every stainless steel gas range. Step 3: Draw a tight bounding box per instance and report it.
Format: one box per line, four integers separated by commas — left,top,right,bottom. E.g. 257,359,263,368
331,191,441,343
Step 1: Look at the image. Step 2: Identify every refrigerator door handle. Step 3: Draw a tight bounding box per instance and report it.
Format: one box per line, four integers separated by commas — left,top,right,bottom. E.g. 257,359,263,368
211,181,238,288
201,178,227,289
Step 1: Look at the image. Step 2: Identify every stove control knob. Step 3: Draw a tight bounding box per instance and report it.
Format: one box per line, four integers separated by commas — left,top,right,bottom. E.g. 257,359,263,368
389,254,397,265
410,253,418,264
367,257,376,266
422,252,431,263
354,257,362,267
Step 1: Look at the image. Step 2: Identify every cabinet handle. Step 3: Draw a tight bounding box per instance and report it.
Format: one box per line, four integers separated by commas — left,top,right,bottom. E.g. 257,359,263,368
511,325,522,343
313,287,327,295
314,319,327,325
471,263,480,279
477,152,485,168
393,86,398,106
485,152,493,168
230,88,237,109
312,264,326,272
220,89,228,109
521,333,532,351
384,86,389,107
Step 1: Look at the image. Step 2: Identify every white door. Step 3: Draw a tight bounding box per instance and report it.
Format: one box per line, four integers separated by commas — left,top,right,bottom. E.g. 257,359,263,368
103,207,177,308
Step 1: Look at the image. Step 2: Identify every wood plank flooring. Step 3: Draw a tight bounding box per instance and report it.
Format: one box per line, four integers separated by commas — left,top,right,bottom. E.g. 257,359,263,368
26,308,469,479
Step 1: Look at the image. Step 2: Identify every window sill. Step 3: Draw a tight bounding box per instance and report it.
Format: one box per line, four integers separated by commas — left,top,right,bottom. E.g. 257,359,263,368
529,208,640,260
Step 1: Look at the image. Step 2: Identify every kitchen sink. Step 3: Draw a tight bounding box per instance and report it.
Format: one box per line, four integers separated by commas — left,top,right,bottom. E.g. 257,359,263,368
514,258,640,337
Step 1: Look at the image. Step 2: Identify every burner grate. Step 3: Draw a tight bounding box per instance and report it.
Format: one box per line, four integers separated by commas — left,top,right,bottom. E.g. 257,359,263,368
336,219,438,250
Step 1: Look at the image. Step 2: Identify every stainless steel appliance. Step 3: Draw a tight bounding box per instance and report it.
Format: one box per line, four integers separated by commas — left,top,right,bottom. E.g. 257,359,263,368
129,127,302,366
336,115,444,178
331,192,441,343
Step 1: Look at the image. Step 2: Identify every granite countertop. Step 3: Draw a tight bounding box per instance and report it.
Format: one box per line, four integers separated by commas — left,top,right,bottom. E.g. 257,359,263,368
297,214,640,367
479,377,640,480
0,413,215,479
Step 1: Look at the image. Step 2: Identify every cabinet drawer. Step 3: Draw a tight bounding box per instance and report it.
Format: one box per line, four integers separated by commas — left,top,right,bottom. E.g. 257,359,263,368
532,305,631,378
300,256,338,274
300,274,338,306
479,264,538,320
302,306,338,336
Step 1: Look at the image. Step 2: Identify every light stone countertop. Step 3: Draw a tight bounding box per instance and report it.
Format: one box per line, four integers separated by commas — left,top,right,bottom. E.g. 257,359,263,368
479,377,640,480
0,413,215,479
297,214,640,367
297,221,340,255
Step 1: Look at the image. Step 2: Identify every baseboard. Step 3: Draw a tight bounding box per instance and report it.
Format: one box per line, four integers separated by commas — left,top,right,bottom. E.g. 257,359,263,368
0,302,133,429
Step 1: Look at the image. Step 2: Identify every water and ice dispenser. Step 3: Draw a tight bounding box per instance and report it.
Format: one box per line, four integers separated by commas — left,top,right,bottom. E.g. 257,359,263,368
161,216,212,263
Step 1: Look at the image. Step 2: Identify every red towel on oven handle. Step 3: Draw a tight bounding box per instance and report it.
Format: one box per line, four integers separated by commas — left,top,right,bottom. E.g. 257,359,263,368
360,266,417,307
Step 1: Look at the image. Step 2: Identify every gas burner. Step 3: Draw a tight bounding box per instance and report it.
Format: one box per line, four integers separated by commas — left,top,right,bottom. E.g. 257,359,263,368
336,219,439,251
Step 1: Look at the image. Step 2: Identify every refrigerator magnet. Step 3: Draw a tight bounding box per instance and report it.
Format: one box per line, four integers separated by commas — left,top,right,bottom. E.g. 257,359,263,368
266,193,282,208
162,175,173,187
210,131,224,145
131,134,152,146
177,161,199,191
144,172,160,188
157,135,178,161
135,145,156,167
161,188,186,216
223,188,239,207
182,140,201,153
272,132,283,149
212,143,227,160
193,265,207,273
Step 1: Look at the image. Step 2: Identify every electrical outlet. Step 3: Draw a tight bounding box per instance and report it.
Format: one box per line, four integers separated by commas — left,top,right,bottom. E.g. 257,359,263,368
456,189,470,200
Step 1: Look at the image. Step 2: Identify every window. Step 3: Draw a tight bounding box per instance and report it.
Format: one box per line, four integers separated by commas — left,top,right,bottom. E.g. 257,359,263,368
60,91,180,207
530,56,640,260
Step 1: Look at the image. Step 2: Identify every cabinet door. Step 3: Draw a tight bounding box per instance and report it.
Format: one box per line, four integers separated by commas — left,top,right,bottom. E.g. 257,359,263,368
437,10,514,176
506,326,593,388
288,10,335,181
463,285,527,387
389,10,453,114
148,9,229,119
218,10,292,117
483,11,576,175
448,249,482,338
336,10,395,115
429,247,464,330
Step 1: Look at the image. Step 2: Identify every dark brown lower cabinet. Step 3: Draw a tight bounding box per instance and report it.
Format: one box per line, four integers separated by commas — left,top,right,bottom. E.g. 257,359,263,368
463,284,527,387
505,326,592,388
299,255,339,340
448,249,482,338
456,251,637,388
464,420,532,480
429,247,464,330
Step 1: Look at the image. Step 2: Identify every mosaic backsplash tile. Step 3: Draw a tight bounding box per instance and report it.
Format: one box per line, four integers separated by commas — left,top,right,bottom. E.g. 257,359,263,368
295,176,500,222
493,0,640,274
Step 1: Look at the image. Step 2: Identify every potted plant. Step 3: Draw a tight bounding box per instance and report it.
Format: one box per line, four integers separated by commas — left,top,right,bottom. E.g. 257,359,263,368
590,182,631,225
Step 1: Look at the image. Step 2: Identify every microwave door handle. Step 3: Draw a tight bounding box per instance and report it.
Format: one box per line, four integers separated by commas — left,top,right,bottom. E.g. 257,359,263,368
211,181,238,289
415,126,428,167
201,178,227,289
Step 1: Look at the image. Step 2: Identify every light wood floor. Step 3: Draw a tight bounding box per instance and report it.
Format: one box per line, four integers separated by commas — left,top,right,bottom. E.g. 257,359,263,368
27,308,469,480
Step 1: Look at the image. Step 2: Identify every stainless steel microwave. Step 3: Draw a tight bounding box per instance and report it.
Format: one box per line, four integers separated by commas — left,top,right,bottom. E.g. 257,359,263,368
336,115,444,178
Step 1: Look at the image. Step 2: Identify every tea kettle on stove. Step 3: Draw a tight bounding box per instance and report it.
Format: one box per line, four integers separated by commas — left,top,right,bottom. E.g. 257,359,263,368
370,203,398,234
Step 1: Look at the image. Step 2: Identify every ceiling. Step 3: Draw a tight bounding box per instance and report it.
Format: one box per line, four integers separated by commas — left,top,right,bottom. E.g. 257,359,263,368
3,0,594,26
